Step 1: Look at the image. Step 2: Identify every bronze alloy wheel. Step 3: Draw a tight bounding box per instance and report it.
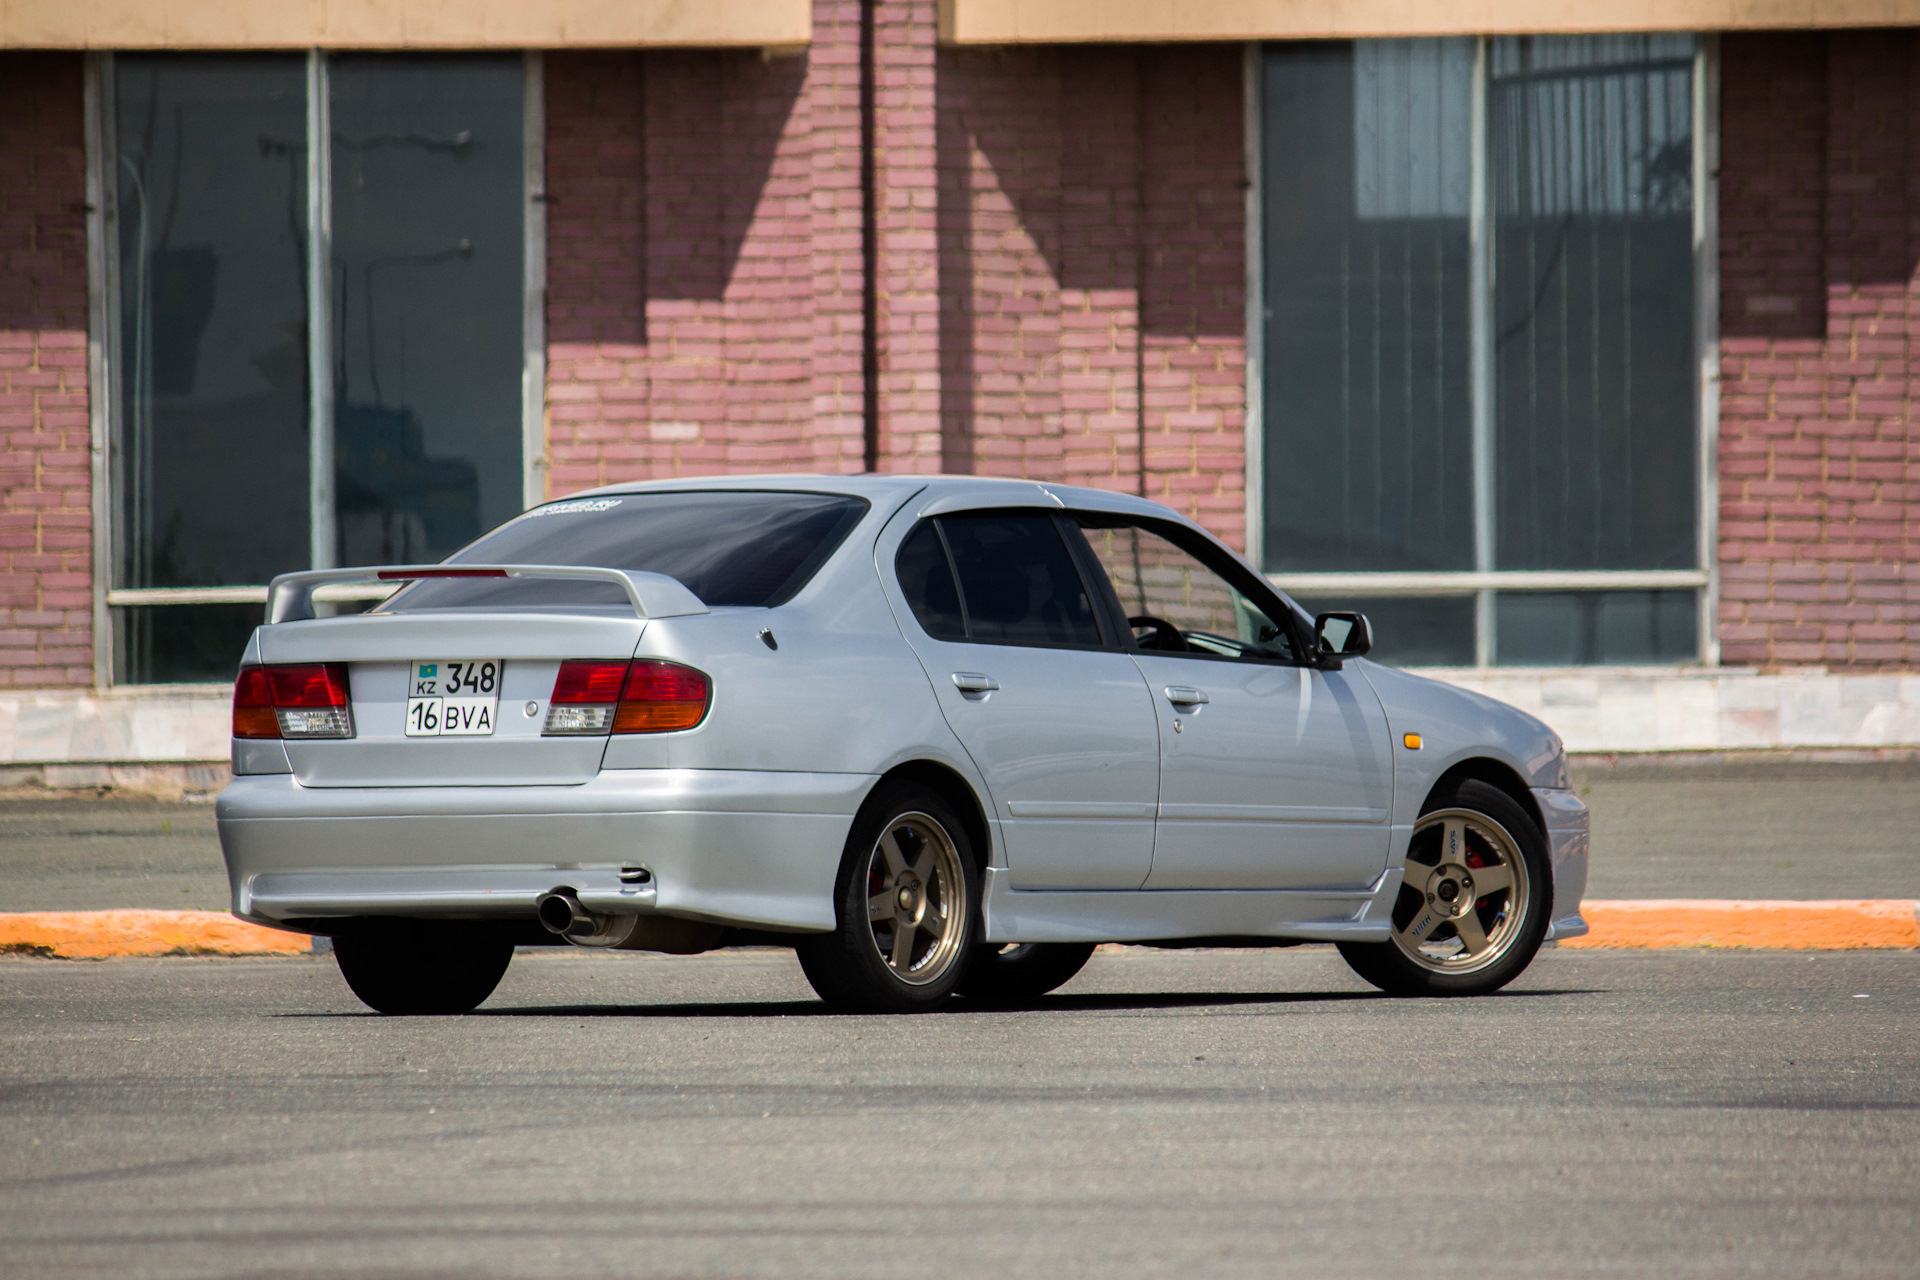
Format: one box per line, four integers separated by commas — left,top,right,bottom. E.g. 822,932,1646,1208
1391,807,1532,974
861,811,968,987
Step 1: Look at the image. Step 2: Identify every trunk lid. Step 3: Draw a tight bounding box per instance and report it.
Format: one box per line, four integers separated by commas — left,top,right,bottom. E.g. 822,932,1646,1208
256,610,645,787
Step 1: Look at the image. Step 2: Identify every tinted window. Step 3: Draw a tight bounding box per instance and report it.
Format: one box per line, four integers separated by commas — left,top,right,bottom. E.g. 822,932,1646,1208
895,522,966,641
938,515,1103,647
1079,519,1298,663
387,491,868,610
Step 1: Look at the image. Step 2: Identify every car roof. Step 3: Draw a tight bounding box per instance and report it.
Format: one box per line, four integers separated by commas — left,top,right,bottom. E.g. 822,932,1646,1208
564,472,1188,525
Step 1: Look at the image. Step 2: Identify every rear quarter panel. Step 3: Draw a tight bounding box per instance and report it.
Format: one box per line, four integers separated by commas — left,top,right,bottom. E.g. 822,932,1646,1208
598,528,976,787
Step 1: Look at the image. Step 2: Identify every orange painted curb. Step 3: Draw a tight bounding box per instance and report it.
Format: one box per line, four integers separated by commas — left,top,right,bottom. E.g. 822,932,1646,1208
0,910,311,959
1563,899,1920,951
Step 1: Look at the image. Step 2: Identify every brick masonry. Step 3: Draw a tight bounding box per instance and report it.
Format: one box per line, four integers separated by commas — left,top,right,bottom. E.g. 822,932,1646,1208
0,53,90,689
543,0,1249,546
11,22,1920,696
1718,32,1920,669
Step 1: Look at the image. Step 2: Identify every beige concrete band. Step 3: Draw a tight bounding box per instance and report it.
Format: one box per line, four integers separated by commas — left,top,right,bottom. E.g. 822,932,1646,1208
0,0,811,50
1,902,1916,960
941,0,1920,42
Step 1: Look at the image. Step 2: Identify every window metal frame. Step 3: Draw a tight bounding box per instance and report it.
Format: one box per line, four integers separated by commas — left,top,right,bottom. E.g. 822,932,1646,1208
1245,35,1721,668
82,49,548,688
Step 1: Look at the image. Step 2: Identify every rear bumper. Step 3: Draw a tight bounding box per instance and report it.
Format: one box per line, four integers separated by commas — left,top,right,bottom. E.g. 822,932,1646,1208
216,769,874,933
1533,786,1590,941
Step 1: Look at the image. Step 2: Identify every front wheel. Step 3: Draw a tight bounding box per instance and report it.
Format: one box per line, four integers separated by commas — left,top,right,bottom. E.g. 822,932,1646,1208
1337,778,1551,997
332,925,514,1015
797,781,980,1013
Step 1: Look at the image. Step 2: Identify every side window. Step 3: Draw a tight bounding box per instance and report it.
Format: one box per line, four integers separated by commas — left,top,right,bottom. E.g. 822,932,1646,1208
937,514,1105,648
895,521,967,641
1077,519,1298,663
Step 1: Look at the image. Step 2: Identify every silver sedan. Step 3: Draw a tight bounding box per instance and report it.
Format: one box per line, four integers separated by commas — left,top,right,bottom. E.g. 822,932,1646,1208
217,476,1589,1014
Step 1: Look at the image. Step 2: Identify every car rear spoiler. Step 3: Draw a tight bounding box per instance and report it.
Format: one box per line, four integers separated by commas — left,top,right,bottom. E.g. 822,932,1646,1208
264,565,710,624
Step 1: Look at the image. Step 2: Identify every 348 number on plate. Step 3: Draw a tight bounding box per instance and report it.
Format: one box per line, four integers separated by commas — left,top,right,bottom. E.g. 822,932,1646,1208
406,659,501,737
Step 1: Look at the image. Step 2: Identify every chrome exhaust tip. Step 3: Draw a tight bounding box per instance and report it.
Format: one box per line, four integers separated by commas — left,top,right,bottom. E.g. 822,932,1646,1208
535,888,594,938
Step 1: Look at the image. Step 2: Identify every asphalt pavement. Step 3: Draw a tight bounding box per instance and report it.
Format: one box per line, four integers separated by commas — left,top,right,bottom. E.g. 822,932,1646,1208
2,945,1916,1278
4,756,1918,911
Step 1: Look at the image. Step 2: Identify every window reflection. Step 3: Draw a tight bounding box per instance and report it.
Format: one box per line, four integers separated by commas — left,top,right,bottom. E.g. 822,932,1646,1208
330,55,524,566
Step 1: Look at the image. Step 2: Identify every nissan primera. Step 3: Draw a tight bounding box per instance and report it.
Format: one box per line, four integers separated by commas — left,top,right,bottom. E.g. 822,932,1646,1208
217,476,1589,1014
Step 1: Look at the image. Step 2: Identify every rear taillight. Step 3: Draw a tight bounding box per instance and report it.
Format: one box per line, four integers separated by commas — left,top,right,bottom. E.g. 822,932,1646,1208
232,664,353,739
543,659,711,736
543,660,628,735
615,660,711,733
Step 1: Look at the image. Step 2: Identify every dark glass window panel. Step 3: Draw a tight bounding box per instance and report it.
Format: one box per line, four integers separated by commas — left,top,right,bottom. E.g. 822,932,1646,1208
1490,35,1697,571
1495,590,1697,665
116,604,263,685
1262,40,1476,573
114,56,309,589
330,56,524,566
938,515,1103,648
1290,594,1477,667
895,522,966,641
390,492,869,611
1077,520,1296,663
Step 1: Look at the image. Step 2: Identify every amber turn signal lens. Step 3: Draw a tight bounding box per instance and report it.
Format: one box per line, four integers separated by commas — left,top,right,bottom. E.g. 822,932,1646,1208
612,659,711,734
1403,733,1422,750
232,667,279,739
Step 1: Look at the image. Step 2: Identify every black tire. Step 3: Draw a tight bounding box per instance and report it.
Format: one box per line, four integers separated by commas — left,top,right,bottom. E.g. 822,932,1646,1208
332,925,515,1015
797,780,982,1013
958,943,1097,1006
1337,778,1551,997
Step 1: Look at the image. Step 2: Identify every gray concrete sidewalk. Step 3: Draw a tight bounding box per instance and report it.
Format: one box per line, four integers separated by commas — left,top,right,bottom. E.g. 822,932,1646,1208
1,757,1916,913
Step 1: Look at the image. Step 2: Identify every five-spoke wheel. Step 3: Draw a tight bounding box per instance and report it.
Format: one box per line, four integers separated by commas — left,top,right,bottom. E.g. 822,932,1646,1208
1337,777,1551,996
799,780,981,1011
863,812,967,986
1392,807,1530,974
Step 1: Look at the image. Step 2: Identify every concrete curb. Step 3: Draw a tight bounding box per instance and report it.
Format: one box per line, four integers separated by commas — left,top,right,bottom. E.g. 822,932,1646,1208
0,910,310,959
1564,899,1920,951
1,901,1917,960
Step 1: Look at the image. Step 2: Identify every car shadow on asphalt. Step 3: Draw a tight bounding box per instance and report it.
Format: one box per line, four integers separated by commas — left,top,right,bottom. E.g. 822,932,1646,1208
431,987,1597,1019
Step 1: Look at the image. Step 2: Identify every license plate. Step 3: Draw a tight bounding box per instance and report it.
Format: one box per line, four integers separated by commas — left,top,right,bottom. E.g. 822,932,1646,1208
405,659,502,737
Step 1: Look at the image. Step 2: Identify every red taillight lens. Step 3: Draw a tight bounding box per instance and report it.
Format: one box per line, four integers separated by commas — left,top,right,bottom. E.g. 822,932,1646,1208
614,660,711,734
550,660,630,704
233,664,354,739
543,659,628,735
232,667,278,739
266,664,350,708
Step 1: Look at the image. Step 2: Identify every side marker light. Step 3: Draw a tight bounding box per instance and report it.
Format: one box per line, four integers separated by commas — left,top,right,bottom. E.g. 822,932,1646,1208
1403,733,1422,750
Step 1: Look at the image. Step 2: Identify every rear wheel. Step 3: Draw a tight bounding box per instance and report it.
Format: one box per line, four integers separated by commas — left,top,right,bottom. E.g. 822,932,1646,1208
958,943,1096,1006
1337,778,1550,997
332,926,514,1015
797,781,980,1013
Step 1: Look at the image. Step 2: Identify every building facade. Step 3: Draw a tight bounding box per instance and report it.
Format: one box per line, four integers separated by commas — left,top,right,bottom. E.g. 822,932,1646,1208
4,0,1920,783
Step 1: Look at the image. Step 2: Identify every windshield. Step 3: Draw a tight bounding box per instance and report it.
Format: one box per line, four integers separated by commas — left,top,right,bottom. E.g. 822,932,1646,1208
382,490,870,611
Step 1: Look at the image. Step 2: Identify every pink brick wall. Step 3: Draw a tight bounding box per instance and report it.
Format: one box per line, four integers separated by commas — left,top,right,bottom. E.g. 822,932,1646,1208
1719,32,1920,669
0,54,90,689
543,2,1248,546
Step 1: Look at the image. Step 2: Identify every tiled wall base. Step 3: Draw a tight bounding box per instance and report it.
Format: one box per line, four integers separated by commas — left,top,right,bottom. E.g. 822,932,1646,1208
1428,667,1920,754
1,669,1918,793
0,688,230,795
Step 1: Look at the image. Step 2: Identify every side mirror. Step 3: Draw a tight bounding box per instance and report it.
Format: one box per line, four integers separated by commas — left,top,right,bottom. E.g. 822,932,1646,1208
1313,611,1372,666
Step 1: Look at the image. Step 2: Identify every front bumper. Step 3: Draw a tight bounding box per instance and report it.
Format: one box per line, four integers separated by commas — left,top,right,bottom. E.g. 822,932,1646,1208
216,769,874,934
1532,786,1591,941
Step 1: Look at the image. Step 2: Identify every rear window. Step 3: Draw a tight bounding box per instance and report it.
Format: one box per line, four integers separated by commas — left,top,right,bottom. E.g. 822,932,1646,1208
384,491,869,611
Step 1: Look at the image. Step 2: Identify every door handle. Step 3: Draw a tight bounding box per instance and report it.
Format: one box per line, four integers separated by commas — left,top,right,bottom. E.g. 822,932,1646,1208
1164,685,1209,706
952,672,1000,695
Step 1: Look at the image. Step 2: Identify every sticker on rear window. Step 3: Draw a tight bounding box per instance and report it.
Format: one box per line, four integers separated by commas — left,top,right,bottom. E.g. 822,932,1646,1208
527,498,623,518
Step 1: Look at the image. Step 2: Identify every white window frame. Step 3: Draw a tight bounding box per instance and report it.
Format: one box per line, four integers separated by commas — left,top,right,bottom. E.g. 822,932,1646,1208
82,50,548,688
1243,36,1720,668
